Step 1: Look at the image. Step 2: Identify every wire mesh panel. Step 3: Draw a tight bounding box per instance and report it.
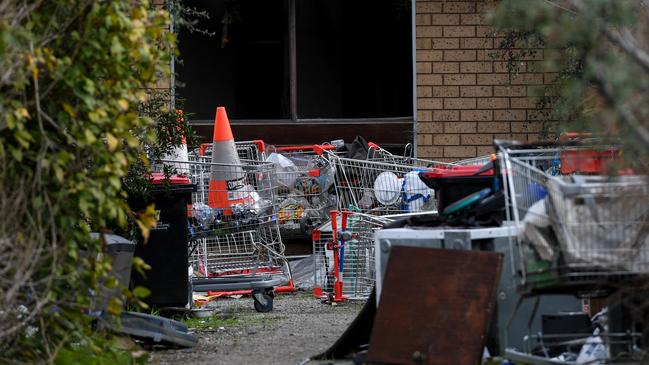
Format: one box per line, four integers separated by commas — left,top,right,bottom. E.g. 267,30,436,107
266,145,338,238
329,152,451,215
312,213,393,300
193,140,267,162
497,142,649,292
158,159,288,281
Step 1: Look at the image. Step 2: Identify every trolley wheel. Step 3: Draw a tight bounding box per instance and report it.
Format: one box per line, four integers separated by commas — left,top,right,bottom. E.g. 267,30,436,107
252,288,274,313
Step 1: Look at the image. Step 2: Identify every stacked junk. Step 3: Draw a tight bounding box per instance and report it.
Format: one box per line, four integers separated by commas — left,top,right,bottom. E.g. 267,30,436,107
120,105,649,364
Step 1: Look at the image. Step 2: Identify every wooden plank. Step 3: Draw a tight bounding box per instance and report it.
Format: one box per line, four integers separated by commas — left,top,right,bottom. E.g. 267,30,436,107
368,246,503,365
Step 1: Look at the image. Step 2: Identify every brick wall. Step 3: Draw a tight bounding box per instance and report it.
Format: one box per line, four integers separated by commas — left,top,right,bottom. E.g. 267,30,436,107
415,0,554,160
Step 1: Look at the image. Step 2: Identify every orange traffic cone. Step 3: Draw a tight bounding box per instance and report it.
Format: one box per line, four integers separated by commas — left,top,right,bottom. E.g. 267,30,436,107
208,107,252,215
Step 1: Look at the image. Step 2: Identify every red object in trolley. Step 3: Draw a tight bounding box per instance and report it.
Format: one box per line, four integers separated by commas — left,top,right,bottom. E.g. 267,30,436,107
328,210,348,303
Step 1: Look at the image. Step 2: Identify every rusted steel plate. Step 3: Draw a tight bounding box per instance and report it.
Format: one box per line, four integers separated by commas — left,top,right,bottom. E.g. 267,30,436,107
368,246,503,365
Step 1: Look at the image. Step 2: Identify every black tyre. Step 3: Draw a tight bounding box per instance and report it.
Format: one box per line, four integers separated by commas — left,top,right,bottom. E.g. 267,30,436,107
253,291,274,313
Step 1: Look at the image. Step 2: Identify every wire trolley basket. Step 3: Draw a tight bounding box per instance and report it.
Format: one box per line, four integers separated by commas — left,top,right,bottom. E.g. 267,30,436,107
312,211,392,300
497,141,649,294
266,144,338,239
327,146,452,215
157,158,291,311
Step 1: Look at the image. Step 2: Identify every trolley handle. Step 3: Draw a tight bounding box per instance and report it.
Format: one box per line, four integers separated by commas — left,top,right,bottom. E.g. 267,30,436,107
367,142,381,150
274,144,336,155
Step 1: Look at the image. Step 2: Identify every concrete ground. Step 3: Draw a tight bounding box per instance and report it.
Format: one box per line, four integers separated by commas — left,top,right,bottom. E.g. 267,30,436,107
149,291,364,365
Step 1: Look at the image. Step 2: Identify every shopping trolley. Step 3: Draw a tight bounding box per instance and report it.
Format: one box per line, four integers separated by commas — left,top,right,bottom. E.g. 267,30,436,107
327,145,453,215
312,211,394,301
158,158,291,312
266,144,338,239
194,140,267,162
496,139,649,365
496,140,649,293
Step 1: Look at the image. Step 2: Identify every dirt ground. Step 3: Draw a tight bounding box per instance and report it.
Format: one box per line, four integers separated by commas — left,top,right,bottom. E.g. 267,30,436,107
149,291,364,365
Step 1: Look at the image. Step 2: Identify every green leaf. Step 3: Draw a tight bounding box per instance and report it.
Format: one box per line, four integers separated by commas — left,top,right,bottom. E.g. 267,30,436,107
132,286,151,299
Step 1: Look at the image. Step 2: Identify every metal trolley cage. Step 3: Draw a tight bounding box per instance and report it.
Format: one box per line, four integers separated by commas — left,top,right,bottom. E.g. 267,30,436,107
265,144,338,239
495,140,649,364
327,150,453,215
312,211,432,301
157,158,290,312
193,140,267,162
312,212,393,300
496,141,649,293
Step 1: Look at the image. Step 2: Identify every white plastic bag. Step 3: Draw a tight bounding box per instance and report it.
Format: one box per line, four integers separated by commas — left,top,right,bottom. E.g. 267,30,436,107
266,152,299,188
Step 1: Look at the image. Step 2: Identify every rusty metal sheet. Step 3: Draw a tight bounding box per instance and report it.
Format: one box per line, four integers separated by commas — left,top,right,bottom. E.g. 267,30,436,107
368,246,503,365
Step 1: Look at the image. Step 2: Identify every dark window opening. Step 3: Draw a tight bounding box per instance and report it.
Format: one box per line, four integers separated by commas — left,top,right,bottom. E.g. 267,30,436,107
177,0,412,121
178,0,289,120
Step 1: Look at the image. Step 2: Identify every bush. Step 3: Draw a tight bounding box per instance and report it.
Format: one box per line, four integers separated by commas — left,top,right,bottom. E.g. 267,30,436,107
0,1,173,362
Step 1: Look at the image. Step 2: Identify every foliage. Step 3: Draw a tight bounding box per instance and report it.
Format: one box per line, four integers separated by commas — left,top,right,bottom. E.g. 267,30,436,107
0,0,173,363
487,0,649,162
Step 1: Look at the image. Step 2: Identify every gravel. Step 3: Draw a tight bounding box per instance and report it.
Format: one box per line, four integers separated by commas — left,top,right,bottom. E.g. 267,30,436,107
149,291,364,365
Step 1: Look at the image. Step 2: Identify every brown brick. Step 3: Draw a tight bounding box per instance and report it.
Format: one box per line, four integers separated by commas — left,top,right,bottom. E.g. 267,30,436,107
494,109,526,121
461,38,493,49
527,109,554,120
416,38,432,50
433,62,459,73
417,86,433,97
434,110,460,121
476,145,494,156
511,122,543,133
417,62,432,74
461,134,493,145
511,73,544,85
417,26,443,38
477,49,504,61
417,122,443,134
477,73,510,85
494,85,526,97
444,122,477,133
417,134,433,146
443,2,476,13
416,2,442,13
461,110,493,121
417,110,433,122
432,38,460,49
417,98,444,109
460,85,492,97
477,98,509,109
478,122,510,133
444,74,476,85
444,146,477,158
518,49,544,61
476,25,495,37
444,98,477,109
544,73,559,84
493,61,527,73
432,86,459,98
434,134,460,145
417,74,443,85
444,50,477,61
416,14,432,26
527,133,540,142
510,97,536,109
460,62,492,73
477,1,498,13
460,13,483,25
419,146,444,158
443,26,476,38
417,50,444,61
432,14,460,25
494,133,527,142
